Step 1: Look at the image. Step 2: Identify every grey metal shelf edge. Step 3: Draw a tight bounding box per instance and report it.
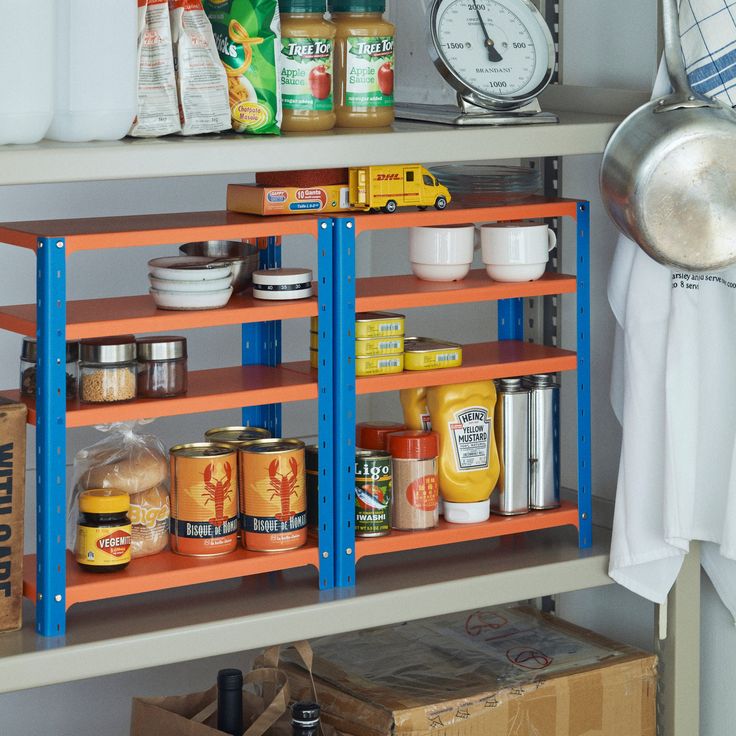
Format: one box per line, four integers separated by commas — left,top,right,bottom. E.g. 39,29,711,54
0,525,611,694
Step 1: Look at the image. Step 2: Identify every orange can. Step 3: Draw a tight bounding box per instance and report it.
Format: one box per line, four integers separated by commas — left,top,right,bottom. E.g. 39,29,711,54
239,439,307,552
169,443,238,557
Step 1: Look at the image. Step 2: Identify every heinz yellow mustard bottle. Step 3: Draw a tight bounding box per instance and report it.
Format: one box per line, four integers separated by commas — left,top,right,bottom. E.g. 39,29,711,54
400,387,432,431
427,381,500,523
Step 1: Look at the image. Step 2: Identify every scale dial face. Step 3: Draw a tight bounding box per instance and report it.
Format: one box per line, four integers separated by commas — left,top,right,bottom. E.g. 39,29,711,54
430,0,555,110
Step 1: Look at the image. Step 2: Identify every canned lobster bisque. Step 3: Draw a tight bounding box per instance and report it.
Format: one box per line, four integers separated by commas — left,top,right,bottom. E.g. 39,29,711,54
355,449,392,537
305,444,319,533
239,439,307,552
204,426,272,447
169,443,238,557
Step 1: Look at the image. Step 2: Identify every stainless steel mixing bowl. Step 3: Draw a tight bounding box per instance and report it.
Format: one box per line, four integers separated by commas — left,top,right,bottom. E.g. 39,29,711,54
179,240,260,294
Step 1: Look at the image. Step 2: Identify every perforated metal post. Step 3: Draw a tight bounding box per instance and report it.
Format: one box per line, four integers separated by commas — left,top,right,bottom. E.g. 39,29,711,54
317,219,335,589
333,219,356,587
575,202,592,548
36,237,67,636
497,298,524,341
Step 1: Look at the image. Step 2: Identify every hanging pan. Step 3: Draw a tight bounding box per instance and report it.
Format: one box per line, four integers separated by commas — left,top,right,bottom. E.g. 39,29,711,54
600,0,736,271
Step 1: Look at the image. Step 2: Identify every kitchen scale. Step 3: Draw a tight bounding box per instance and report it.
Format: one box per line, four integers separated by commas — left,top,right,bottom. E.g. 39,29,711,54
396,0,558,126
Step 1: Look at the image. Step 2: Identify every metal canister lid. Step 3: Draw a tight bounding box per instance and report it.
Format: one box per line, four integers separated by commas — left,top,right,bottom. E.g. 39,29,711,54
22,336,79,363
240,438,306,454
80,335,136,365
355,449,391,460
404,336,462,353
137,336,187,362
523,373,557,388
205,426,272,444
170,442,235,458
496,377,526,392
355,311,405,322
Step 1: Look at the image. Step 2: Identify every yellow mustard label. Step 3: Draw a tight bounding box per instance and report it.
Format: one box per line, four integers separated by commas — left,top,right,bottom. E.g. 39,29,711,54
404,349,462,371
76,524,132,567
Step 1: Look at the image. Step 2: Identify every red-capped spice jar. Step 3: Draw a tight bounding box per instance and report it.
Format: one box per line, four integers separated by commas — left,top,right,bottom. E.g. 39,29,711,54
388,431,440,530
356,420,406,451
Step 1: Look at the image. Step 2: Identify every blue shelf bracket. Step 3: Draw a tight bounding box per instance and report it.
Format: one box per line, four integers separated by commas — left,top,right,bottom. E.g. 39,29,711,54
317,219,335,589
35,236,68,637
497,298,524,341
333,218,356,588
575,201,593,548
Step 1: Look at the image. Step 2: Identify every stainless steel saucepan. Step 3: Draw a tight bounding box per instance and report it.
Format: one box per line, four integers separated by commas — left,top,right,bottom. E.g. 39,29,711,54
600,0,736,271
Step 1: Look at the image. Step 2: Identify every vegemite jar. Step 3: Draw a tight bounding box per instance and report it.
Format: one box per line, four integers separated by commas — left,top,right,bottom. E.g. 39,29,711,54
75,490,132,572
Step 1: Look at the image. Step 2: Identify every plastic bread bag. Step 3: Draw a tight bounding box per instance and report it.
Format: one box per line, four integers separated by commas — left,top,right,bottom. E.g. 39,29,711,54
68,421,170,559
169,0,231,135
130,0,182,137
204,0,282,134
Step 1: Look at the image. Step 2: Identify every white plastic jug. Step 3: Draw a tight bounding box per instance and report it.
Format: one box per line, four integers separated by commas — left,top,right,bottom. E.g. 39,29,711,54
47,0,137,142
0,0,55,145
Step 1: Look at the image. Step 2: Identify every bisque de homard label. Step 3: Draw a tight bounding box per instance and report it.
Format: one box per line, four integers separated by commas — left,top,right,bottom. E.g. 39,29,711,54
449,407,491,472
76,525,132,567
345,36,394,108
281,37,334,111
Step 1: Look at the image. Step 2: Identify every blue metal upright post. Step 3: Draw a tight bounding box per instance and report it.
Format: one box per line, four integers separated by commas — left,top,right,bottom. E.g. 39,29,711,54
317,219,335,589
36,237,68,636
497,298,524,341
333,219,356,587
575,202,593,548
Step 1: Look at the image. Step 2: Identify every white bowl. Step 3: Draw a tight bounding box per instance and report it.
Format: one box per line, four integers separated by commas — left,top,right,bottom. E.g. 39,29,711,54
150,287,233,311
148,256,232,282
411,262,471,282
149,274,233,292
485,262,547,282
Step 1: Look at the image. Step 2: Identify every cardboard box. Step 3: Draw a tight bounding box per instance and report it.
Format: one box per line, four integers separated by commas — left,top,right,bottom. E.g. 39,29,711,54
282,606,657,736
227,183,351,216
0,399,26,633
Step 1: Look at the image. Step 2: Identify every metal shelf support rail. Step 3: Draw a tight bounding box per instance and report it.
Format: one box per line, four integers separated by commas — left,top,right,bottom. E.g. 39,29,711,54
36,236,68,636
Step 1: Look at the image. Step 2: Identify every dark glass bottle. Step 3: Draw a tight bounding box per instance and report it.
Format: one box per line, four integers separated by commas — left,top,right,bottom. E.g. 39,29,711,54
292,702,321,736
217,669,243,736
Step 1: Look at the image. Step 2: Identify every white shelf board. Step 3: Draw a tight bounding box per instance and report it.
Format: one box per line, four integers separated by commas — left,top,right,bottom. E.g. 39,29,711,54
0,525,612,693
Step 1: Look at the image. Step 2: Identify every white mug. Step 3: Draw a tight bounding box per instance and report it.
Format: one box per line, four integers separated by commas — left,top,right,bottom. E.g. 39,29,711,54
479,223,556,282
408,224,476,282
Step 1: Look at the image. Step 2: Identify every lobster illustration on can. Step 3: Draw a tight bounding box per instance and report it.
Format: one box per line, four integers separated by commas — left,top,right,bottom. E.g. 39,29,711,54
239,439,307,552
169,443,239,557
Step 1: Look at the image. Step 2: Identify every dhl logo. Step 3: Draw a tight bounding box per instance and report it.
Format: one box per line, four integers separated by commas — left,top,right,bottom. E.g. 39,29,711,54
375,173,401,181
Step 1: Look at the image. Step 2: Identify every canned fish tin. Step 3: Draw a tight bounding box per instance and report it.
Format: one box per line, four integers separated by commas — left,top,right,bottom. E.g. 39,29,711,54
310,316,319,332
239,439,307,552
169,443,238,557
309,331,319,350
404,337,463,371
355,354,404,376
204,426,272,447
355,336,405,357
355,312,405,338
305,444,319,532
310,348,319,369
355,449,392,537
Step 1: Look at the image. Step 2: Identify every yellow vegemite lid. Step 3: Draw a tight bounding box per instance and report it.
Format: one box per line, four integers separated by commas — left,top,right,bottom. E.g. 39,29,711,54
79,489,130,514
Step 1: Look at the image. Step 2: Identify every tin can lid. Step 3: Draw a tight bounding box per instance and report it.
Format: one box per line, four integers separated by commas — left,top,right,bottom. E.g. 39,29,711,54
355,311,404,322
252,268,312,286
404,337,462,353
79,489,130,514
170,442,234,458
355,448,391,460
388,430,439,459
22,336,79,363
137,336,187,361
496,377,526,392
240,438,306,454
356,421,407,451
523,373,557,387
80,335,136,364
205,426,272,444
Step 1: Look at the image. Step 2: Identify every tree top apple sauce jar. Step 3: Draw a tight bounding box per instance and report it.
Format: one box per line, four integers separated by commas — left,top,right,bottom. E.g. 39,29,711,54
329,0,395,128
280,0,337,132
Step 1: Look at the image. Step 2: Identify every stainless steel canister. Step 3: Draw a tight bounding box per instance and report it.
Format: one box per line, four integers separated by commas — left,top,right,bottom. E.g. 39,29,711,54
492,378,530,516
524,374,560,509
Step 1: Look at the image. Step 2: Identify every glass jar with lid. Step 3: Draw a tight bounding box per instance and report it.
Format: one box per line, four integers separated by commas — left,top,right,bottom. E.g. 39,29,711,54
20,337,79,399
79,335,137,404
136,336,188,399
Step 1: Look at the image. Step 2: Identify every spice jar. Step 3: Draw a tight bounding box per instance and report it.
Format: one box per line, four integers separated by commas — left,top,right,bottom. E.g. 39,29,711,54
388,430,440,531
356,420,406,451
75,489,132,572
136,336,188,399
280,0,337,132
330,0,395,128
79,335,137,403
20,337,79,399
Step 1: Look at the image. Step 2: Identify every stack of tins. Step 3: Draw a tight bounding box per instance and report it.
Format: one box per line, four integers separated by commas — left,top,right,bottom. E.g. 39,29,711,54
168,427,308,556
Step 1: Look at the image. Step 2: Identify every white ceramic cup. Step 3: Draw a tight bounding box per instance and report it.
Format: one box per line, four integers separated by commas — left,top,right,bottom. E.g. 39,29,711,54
408,224,476,282
479,223,557,282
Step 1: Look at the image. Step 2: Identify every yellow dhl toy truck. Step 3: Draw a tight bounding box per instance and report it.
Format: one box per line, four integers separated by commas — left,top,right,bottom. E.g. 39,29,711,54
349,165,452,213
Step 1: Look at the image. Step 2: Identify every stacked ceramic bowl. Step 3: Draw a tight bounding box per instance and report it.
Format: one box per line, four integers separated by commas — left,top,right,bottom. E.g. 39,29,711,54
148,256,234,310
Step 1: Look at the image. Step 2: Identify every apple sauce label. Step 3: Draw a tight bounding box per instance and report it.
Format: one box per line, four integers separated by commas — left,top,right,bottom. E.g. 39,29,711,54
280,37,334,111
346,36,394,107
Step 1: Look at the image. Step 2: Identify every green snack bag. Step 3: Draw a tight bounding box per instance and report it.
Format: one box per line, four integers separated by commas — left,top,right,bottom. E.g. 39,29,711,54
204,0,281,135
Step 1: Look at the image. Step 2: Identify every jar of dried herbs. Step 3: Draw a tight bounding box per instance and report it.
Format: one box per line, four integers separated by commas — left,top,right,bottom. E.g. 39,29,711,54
20,337,79,399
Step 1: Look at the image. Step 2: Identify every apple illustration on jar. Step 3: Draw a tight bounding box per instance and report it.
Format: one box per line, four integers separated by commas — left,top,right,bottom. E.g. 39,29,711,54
309,65,331,100
377,62,394,96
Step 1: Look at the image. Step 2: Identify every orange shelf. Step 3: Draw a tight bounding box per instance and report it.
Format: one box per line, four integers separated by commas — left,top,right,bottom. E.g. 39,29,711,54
23,542,320,609
355,341,577,395
0,289,318,339
2,362,316,427
355,501,579,561
0,210,324,253
356,270,576,311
